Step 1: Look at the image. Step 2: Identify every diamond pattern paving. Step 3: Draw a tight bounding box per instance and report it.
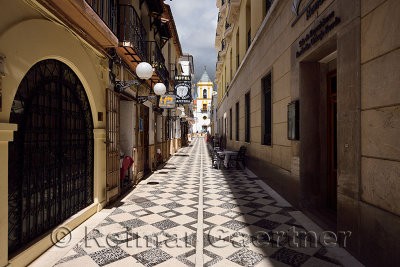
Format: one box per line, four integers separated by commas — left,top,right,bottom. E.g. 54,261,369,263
50,138,355,266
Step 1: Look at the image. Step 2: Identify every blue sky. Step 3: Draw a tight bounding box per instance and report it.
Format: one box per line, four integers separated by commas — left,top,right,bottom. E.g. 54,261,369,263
168,0,218,83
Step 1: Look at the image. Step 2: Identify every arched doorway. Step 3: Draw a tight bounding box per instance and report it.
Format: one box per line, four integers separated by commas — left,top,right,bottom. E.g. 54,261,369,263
8,59,94,254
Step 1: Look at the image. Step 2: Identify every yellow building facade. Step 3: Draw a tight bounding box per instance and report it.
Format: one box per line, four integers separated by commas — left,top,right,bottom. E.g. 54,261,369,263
0,0,186,265
193,71,213,133
215,0,400,265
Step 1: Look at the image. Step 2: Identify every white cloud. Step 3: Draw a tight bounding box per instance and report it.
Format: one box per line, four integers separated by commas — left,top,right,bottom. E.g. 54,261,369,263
168,0,218,82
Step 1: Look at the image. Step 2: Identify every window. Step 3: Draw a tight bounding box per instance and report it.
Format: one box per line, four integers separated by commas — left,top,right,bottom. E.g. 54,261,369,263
229,108,232,140
245,92,250,142
203,103,207,111
265,0,272,16
246,2,251,50
203,89,207,98
247,28,251,49
230,50,233,80
236,102,239,141
262,73,272,145
236,30,240,69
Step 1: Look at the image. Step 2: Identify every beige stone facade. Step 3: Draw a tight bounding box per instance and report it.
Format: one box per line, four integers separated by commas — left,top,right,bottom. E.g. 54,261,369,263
0,0,188,265
215,0,400,265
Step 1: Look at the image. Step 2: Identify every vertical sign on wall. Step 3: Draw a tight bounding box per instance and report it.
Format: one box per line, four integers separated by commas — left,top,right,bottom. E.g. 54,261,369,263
174,75,192,104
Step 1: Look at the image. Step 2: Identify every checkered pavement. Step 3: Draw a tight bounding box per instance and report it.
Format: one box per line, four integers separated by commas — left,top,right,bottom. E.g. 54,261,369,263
53,138,349,267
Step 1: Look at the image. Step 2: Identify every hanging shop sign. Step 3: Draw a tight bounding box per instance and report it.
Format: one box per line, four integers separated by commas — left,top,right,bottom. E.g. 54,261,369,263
296,11,340,58
174,75,192,104
174,75,191,82
159,94,176,109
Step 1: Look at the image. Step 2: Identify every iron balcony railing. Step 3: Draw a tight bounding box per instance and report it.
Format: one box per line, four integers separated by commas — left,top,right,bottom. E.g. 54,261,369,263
155,62,169,85
148,41,169,84
148,41,165,67
118,4,148,61
86,0,117,35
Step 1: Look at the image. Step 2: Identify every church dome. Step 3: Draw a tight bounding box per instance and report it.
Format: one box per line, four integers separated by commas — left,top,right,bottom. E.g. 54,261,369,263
199,70,211,83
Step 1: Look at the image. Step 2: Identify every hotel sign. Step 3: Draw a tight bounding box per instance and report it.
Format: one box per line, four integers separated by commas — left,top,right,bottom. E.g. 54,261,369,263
159,95,176,109
174,75,192,104
174,75,191,82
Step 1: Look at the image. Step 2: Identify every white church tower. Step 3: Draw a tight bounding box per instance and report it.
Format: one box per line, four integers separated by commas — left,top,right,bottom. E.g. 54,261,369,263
194,69,213,133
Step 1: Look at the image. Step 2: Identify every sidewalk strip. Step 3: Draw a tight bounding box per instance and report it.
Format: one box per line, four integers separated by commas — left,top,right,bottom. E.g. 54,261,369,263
195,138,204,267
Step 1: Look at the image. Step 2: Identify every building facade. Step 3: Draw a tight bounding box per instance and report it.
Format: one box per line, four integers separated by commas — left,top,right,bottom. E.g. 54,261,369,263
215,0,400,265
0,0,189,265
193,70,214,134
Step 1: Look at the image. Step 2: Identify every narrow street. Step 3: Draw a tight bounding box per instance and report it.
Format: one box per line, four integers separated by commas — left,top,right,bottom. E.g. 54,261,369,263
32,138,359,267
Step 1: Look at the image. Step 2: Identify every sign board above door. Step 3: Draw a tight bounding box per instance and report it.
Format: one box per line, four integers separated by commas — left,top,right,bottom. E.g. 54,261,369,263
159,95,176,109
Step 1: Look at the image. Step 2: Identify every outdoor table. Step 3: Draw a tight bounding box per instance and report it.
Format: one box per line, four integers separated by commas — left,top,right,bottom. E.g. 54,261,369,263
217,150,239,168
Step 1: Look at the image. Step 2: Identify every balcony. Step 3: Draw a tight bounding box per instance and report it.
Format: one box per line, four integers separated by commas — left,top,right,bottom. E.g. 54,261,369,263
227,0,241,24
220,0,227,17
148,41,169,85
144,0,164,15
118,4,148,62
224,20,233,42
220,38,227,57
217,51,224,64
215,32,222,48
38,0,118,48
216,12,224,35
116,5,168,89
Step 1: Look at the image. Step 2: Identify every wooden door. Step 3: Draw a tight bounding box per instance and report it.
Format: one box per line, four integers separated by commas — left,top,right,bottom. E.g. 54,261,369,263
327,73,337,210
106,88,120,202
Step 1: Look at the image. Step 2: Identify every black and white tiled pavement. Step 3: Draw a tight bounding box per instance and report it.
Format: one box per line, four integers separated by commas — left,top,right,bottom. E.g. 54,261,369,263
31,138,362,267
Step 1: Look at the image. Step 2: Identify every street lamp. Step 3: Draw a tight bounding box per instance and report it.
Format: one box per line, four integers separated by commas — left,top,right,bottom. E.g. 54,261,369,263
116,62,166,99
154,82,167,96
136,62,154,80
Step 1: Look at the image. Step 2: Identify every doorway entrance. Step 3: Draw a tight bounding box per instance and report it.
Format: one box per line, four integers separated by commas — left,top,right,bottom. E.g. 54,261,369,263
138,104,150,175
8,60,94,254
327,72,337,210
106,88,120,202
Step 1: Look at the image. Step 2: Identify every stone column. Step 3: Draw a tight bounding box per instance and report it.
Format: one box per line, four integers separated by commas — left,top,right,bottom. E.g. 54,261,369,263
93,128,106,210
0,123,18,266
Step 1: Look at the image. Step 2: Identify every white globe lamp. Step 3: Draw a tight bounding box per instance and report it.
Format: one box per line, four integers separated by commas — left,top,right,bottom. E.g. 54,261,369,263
136,62,153,80
154,83,166,96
